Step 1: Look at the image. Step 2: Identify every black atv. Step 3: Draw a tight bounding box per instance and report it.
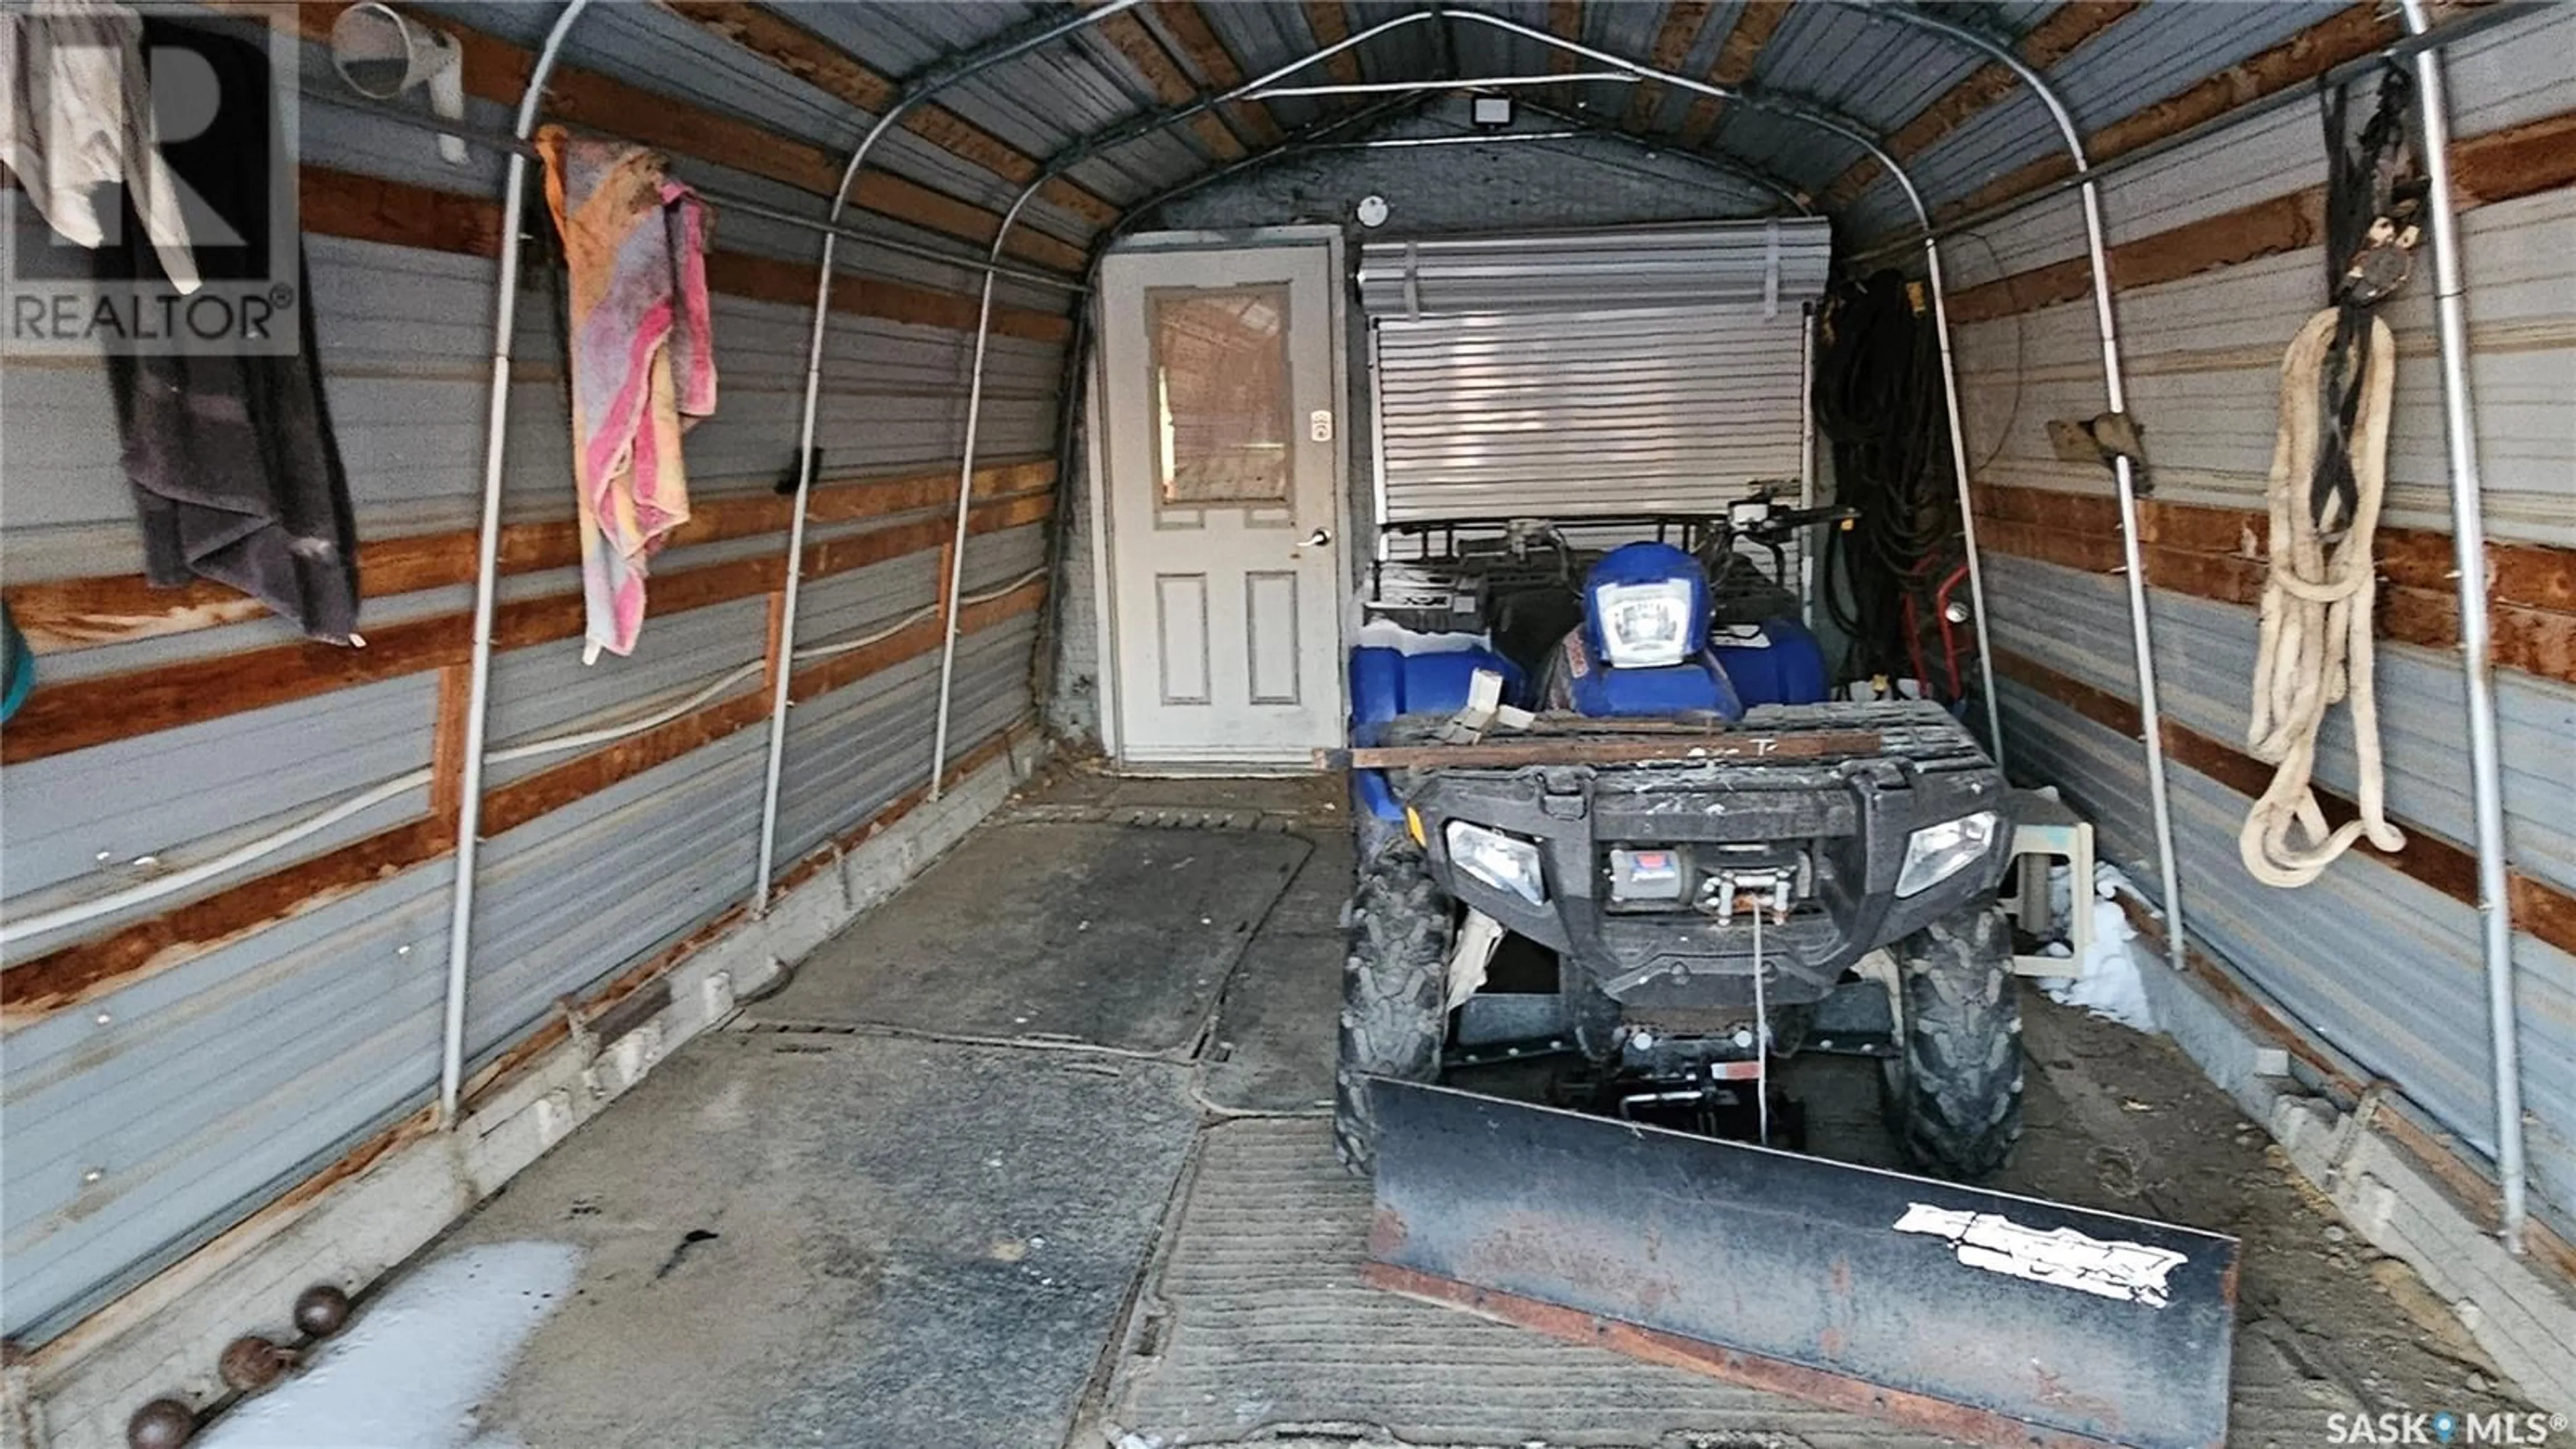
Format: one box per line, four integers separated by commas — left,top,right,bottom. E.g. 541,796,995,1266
1338,513,2021,1181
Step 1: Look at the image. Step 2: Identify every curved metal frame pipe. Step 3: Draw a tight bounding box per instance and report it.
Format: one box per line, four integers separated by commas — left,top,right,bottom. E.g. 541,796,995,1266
747,0,1150,912
1856,3,2185,971
439,0,594,1128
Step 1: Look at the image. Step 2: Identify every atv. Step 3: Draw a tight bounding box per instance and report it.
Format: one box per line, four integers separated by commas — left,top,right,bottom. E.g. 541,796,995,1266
1337,498,2023,1181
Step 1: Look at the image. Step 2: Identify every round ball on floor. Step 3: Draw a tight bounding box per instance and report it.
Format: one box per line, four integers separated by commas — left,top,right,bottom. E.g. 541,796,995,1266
217,1336,292,1395
126,1397,196,1449
292,1283,352,1338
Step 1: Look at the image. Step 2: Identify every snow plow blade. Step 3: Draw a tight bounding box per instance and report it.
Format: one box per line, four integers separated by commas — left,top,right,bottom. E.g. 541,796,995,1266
1362,1080,2237,1449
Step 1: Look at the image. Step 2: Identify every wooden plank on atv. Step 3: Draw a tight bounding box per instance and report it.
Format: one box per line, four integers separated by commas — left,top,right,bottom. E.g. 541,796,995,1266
1362,1079,2237,1449
1332,729,1882,769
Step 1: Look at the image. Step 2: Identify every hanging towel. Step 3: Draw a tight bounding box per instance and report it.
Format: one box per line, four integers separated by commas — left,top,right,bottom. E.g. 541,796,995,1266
536,125,716,664
99,19,360,645
2,604,35,724
0,0,200,292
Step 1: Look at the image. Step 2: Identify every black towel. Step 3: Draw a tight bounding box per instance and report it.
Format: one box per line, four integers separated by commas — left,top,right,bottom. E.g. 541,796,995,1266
94,19,360,645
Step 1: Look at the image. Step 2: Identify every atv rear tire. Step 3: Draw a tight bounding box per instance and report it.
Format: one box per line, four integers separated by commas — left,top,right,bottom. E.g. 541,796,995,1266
1882,903,2024,1179
1334,841,1452,1175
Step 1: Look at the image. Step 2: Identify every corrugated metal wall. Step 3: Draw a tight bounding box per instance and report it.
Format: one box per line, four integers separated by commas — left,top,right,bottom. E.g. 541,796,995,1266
0,11,1063,1342
1948,7,2576,1225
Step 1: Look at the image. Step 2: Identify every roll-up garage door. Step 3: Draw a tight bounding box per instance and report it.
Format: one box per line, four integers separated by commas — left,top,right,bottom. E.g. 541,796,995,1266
1359,221,1830,526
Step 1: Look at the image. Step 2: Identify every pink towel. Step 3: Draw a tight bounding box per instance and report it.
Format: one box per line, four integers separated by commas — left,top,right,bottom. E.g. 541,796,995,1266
537,126,716,663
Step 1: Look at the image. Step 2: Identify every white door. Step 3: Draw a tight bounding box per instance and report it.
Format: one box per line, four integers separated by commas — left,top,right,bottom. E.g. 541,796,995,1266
1097,240,1344,769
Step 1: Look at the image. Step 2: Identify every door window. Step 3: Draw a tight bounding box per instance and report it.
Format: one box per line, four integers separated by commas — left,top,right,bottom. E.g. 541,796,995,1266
1150,286,1293,506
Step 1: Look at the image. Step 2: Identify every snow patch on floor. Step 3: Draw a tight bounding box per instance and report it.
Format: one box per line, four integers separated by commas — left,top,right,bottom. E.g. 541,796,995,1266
2036,863,2160,1034
199,1242,579,1449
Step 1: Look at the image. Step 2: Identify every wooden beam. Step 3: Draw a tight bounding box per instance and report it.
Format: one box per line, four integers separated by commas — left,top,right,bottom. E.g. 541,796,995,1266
1971,482,2576,690
299,167,1071,343
1621,1,1716,134
1341,730,1882,769
1990,646,2576,966
5,460,1056,654
0,488,1055,761
428,664,472,819
252,2,1083,272
0,589,1046,1029
1150,3,1283,146
1937,3,2400,227
1941,105,2576,327
0,817,458,1028
1300,1,1364,87
1547,0,1585,111
1945,188,2324,324
1820,1,2142,210
1092,8,1246,161
1672,0,1790,152
657,2,1118,229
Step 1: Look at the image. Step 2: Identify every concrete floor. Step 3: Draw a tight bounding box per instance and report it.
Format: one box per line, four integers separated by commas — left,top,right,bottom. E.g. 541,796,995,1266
398,767,2532,1448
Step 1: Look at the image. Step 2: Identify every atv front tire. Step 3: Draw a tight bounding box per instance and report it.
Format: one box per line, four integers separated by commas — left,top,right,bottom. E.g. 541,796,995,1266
1333,841,1452,1175
1882,903,2024,1179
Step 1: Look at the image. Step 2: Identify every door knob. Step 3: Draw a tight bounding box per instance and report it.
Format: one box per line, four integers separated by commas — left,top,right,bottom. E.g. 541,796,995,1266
1303,527,1332,548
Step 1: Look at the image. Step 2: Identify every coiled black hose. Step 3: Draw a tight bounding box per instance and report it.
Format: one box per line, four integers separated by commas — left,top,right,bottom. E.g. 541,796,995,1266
1814,269,1962,684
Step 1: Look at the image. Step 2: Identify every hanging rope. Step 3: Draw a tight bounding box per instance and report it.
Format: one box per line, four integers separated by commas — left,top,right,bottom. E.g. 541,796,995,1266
2240,62,2422,890
2241,307,2406,887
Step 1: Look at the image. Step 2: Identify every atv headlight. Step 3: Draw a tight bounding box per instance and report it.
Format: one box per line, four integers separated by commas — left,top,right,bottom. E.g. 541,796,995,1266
1445,821,1547,906
1593,580,1695,668
1896,810,2000,898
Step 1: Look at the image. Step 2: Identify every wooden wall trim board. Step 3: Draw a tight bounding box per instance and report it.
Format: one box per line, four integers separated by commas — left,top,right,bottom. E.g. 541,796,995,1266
1299,1,1364,87
1972,482,2576,688
1818,1,2143,209
1620,0,1716,135
1149,3,1285,147
0,486,1055,764
4,458,1055,656
1934,3,2400,229
298,167,1071,344
249,1,1085,273
0,584,1048,1028
1673,0,1790,152
656,1,1119,229
1943,105,2576,326
1990,644,2576,963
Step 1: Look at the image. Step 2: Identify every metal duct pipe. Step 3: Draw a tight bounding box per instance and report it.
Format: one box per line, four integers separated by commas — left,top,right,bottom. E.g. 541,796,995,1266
2401,0,2526,1255
1860,4,2184,971
747,0,1150,913
438,0,593,1128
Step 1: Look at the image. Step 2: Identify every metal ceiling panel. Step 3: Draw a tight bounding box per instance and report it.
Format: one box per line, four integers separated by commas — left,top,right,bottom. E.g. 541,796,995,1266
1861,0,2349,238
